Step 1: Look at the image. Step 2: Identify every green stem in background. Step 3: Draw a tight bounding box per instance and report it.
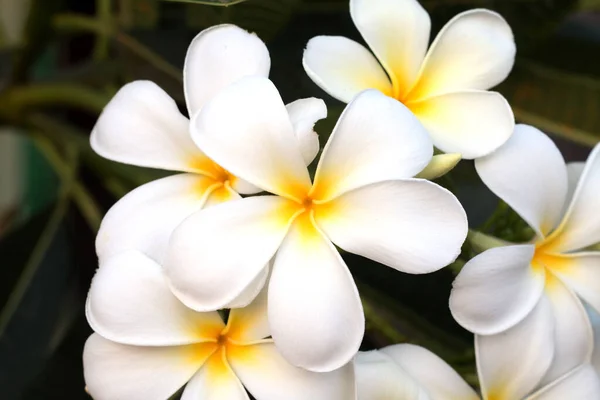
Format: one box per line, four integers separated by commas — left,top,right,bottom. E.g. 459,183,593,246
467,229,510,253
362,296,408,344
53,13,183,83
93,0,112,60
33,135,103,232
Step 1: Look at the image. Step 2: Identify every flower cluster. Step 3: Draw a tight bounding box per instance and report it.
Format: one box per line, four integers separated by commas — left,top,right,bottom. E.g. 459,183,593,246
82,0,600,399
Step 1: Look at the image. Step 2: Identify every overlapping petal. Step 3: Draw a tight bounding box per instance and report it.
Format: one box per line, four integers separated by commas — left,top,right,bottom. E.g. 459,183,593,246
312,89,432,201
381,344,479,400
410,90,514,159
476,296,554,400
450,245,545,335
416,153,462,180
286,98,326,165
302,36,392,103
350,0,430,98
183,24,270,115
548,252,600,313
316,179,467,274
87,251,224,346
83,334,213,400
91,81,207,173
528,364,600,400
475,125,568,237
549,144,600,252
191,77,311,201
225,278,270,344
166,195,298,312
95,174,216,263
268,215,364,372
408,10,515,101
229,342,356,400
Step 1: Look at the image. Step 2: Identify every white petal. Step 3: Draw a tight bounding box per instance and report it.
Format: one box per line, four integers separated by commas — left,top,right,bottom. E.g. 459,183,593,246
548,252,600,314
83,333,214,400
181,350,249,400
587,305,600,375
96,174,214,264
230,178,262,196
225,274,270,344
475,124,568,237
354,350,427,400
450,245,545,335
411,90,514,160
476,295,554,400
538,276,593,386
316,179,467,274
564,162,586,214
302,36,393,103
183,24,270,116
286,98,327,166
549,144,600,252
191,76,311,201
204,182,242,207
350,0,430,99
268,215,364,372
91,80,207,173
165,196,298,312
528,364,600,400
380,344,478,400
229,342,356,400
415,153,462,180
87,251,224,346
409,10,515,101
312,89,433,201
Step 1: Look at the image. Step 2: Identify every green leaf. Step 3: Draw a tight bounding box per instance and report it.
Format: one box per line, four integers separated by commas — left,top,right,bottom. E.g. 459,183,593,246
498,60,600,147
164,0,248,4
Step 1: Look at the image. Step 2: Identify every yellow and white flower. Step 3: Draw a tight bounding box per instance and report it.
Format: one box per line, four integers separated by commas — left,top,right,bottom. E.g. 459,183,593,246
164,76,468,372
91,24,325,265
302,0,516,159
450,124,600,386
355,343,600,400
83,252,355,400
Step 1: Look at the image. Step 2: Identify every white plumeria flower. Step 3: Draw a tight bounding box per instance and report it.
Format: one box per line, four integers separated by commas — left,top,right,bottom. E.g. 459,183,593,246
302,0,516,159
450,124,600,387
83,251,355,400
164,76,468,372
355,343,600,400
91,24,325,268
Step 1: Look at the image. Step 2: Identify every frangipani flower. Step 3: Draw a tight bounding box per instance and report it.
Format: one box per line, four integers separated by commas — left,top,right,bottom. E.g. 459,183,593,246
165,76,468,372
303,0,516,159
91,24,325,268
355,343,600,400
83,251,355,400
450,124,600,386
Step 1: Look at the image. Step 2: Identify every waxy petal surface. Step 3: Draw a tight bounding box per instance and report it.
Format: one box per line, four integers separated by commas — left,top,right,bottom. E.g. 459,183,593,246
286,97,326,166
528,364,600,400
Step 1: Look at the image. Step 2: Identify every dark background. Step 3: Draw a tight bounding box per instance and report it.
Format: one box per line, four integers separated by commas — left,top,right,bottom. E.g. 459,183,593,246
0,0,598,398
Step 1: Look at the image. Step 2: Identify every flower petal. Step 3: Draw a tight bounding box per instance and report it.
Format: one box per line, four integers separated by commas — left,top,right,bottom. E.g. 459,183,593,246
91,80,209,173
302,36,393,103
312,89,433,201
450,245,545,335
538,275,593,386
415,153,462,180
316,179,467,274
548,144,600,252
229,342,356,400
87,251,224,346
204,182,242,207
588,305,600,374
475,124,568,236
548,252,600,314
565,162,586,211
191,77,311,201
528,364,600,400
380,344,478,400
165,196,297,312
268,215,364,372
96,174,214,264
83,333,214,400
350,0,430,99
183,24,270,116
225,274,270,344
476,295,554,400
286,98,327,166
410,90,514,160
408,10,515,101
181,350,249,400
354,350,426,400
